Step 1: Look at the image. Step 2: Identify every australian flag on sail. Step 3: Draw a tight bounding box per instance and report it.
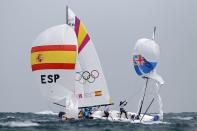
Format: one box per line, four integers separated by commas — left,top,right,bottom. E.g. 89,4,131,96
133,55,157,76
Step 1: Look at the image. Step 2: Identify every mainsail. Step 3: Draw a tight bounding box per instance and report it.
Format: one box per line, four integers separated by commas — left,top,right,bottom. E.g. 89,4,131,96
67,7,112,108
31,24,78,116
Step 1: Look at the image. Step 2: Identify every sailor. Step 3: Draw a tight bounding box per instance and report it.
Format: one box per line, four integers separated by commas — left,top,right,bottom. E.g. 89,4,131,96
131,114,135,121
78,109,84,119
103,105,110,119
89,107,93,115
58,111,65,118
84,107,92,119
119,100,128,119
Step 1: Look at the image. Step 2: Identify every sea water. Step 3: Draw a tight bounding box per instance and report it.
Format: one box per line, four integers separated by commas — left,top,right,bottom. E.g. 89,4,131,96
0,111,197,131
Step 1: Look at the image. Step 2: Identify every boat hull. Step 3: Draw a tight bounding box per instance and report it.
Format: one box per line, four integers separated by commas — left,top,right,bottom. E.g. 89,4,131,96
91,110,162,123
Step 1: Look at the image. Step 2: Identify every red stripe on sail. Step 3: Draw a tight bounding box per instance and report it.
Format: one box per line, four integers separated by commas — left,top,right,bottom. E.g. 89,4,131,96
75,17,80,37
32,63,75,71
31,45,76,53
78,34,90,53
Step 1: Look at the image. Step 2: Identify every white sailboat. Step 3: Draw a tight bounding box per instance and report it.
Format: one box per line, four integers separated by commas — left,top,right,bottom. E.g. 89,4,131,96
92,27,165,123
132,27,164,122
31,7,113,119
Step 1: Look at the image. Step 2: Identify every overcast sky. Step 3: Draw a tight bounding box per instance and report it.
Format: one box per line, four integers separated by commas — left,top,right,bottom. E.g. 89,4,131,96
0,0,197,113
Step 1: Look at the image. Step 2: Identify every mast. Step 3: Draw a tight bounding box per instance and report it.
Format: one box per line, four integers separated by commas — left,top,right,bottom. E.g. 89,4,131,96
66,5,69,25
137,27,157,117
136,77,149,118
152,26,156,40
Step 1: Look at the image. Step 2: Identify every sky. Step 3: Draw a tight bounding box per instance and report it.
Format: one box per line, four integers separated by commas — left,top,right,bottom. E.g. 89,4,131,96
0,0,197,113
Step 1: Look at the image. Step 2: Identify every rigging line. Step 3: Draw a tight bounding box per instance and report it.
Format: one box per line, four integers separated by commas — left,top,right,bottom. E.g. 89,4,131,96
126,83,144,102
137,77,149,117
140,98,155,122
53,102,66,107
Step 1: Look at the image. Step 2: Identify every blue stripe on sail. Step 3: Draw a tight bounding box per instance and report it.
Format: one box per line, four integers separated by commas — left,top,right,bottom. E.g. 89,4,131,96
134,65,143,76
139,60,157,74
133,55,142,76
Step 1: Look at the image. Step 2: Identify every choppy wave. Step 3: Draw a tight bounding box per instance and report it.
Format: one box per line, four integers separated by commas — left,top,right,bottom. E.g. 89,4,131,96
0,112,197,131
34,110,58,115
0,121,39,127
171,116,193,120
0,116,15,120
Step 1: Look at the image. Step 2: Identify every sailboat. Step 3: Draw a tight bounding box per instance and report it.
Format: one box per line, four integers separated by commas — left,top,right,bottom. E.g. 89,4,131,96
132,27,165,122
92,27,164,123
30,7,113,119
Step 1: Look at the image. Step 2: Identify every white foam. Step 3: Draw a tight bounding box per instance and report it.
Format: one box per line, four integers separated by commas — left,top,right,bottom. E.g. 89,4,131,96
0,121,39,127
6,116,15,119
141,121,170,125
0,116,15,120
34,110,58,115
172,116,193,120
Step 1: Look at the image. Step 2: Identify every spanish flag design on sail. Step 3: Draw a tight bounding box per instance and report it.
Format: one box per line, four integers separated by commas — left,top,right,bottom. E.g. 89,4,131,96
31,45,77,71
74,17,90,53
95,91,102,96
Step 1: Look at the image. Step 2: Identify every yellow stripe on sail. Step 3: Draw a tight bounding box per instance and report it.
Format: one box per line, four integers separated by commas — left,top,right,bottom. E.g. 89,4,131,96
31,51,76,65
78,22,88,47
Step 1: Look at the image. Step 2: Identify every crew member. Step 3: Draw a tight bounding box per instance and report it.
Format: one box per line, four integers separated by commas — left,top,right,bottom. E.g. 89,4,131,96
103,105,110,119
58,111,65,118
84,107,91,119
119,100,128,119
78,109,84,118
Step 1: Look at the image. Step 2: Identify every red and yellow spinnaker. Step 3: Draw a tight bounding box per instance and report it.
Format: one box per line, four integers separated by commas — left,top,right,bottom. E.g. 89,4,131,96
31,45,77,71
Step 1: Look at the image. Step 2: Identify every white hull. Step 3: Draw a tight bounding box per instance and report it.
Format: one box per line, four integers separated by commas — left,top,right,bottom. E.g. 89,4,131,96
91,110,162,123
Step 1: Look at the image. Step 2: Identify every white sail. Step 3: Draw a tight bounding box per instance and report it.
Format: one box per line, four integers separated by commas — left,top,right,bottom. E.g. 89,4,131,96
67,8,112,107
148,70,164,85
133,38,164,85
31,24,78,114
74,61,85,107
65,89,79,119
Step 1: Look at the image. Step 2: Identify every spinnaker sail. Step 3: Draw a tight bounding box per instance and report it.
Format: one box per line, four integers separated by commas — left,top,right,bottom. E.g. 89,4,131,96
133,31,164,85
31,24,79,116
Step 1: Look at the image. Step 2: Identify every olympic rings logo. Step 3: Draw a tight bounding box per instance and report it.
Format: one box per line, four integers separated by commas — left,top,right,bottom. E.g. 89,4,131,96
75,70,99,84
